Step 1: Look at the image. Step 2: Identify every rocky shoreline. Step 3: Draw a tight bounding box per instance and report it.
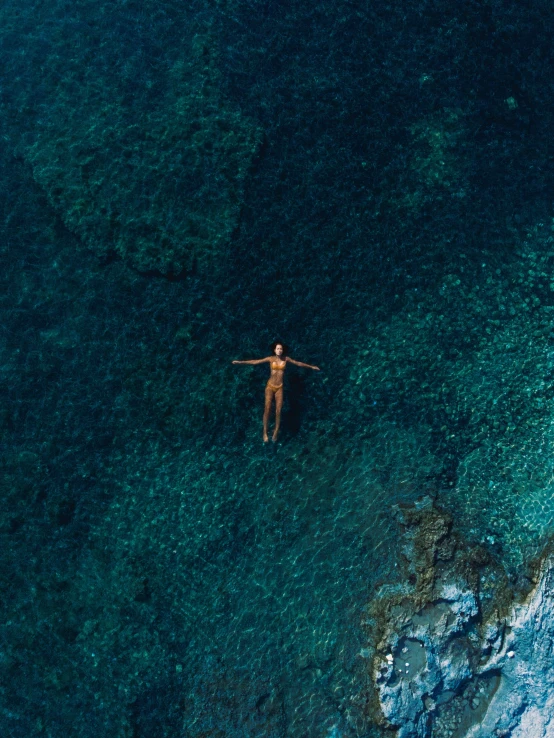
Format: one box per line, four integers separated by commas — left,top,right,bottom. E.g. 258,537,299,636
365,498,554,738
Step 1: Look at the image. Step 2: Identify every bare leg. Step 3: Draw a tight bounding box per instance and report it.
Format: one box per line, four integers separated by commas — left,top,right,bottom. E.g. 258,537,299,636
263,386,273,442
272,387,283,442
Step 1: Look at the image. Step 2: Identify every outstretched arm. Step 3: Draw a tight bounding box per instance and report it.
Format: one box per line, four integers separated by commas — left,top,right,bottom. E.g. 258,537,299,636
287,358,320,371
232,357,272,366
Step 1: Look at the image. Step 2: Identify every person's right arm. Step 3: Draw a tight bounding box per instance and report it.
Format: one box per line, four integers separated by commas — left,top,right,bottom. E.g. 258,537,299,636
232,357,271,365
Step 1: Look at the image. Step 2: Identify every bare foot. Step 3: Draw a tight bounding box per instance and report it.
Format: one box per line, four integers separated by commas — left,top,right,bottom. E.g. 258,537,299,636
272,431,279,442
263,432,269,443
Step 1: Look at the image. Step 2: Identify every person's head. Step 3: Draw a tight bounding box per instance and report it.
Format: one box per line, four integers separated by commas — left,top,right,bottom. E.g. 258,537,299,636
271,341,288,357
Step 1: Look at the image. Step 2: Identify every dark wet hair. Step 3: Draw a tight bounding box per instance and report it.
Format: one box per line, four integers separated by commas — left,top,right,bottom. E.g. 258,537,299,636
271,341,289,356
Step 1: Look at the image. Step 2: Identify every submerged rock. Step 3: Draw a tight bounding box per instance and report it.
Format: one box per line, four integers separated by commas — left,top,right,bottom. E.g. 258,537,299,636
365,497,554,737
0,2,262,276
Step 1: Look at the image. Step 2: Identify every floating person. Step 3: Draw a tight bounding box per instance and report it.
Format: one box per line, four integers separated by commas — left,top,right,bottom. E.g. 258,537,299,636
232,341,320,442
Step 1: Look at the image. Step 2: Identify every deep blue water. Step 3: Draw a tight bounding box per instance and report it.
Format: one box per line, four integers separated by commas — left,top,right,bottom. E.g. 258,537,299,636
2,0,554,735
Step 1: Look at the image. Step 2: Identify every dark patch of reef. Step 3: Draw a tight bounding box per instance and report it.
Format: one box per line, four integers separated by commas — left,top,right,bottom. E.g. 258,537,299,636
0,1,262,275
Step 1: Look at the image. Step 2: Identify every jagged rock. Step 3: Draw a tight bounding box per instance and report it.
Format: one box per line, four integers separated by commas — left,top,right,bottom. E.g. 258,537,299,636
374,579,481,737
367,498,554,737
366,498,516,737
468,555,554,738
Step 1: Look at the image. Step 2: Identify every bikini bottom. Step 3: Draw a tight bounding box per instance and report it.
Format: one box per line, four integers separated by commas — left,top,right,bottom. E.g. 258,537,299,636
266,383,283,393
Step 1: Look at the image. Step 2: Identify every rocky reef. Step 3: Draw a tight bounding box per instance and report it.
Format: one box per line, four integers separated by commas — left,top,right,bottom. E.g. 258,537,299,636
0,2,262,276
366,498,554,738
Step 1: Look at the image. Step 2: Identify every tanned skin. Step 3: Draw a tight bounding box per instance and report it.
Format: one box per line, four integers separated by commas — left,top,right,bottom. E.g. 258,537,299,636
232,343,320,442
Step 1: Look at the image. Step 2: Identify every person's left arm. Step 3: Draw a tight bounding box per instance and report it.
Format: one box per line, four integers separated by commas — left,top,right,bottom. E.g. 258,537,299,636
286,357,320,371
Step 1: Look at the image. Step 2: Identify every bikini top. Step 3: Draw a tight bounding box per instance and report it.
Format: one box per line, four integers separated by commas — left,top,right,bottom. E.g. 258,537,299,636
271,361,286,371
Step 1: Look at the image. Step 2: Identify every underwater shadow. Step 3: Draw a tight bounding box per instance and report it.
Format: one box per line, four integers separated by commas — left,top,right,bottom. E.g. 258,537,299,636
283,374,307,437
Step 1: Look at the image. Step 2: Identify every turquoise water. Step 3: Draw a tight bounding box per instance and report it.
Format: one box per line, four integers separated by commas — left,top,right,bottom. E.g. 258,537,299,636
2,0,554,735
